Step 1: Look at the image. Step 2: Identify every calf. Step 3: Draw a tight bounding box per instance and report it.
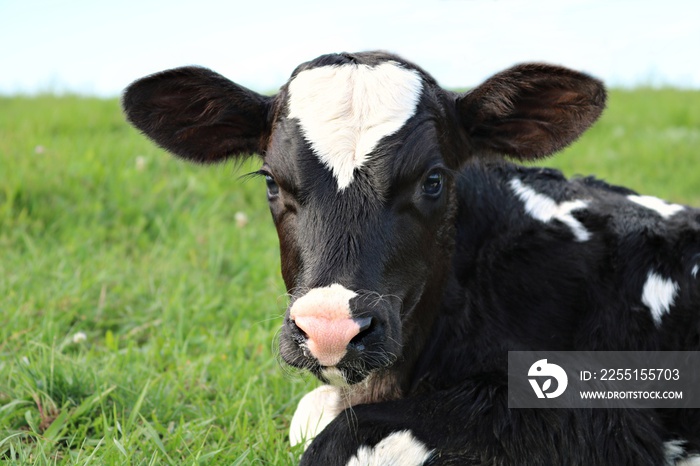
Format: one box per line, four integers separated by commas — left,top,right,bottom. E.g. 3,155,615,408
123,51,700,465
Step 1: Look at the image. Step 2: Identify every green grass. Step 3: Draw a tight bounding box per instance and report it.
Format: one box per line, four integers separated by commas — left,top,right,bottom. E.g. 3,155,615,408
1,88,699,464
541,88,700,205
0,95,312,464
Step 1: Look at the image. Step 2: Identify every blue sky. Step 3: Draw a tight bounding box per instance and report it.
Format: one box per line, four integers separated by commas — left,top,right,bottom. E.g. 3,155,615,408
1,0,699,96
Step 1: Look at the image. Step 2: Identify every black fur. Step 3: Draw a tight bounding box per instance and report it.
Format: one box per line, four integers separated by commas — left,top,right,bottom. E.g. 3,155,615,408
299,161,700,465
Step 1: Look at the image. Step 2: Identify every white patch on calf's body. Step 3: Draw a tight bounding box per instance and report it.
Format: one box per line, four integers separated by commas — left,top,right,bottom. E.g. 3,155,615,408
290,385,342,450
692,264,698,279
666,440,700,466
288,62,423,190
346,430,433,466
642,271,679,327
509,178,591,242
665,440,687,465
628,195,684,219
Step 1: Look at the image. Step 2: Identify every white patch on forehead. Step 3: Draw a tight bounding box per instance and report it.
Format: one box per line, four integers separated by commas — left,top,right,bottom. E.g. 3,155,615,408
628,195,684,219
346,430,433,466
692,264,699,279
290,385,342,450
641,271,679,327
510,178,591,242
288,62,423,190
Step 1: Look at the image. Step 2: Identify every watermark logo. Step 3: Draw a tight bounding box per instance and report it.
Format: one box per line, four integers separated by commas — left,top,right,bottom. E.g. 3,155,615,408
509,351,699,408
528,359,568,398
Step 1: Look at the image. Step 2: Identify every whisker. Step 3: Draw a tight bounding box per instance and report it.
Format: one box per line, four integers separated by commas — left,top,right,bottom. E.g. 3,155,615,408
253,312,286,326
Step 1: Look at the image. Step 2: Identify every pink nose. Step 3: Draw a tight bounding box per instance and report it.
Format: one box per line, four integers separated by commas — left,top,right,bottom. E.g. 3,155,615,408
293,316,364,367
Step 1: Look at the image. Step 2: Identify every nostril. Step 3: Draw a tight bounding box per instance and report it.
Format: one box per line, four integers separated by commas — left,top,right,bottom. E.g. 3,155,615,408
354,316,372,332
291,319,309,343
350,316,374,346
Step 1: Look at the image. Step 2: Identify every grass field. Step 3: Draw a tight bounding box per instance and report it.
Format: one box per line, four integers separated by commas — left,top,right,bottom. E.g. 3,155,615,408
1,88,699,465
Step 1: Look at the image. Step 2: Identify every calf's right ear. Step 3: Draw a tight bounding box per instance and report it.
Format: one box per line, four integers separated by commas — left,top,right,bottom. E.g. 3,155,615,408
122,67,274,163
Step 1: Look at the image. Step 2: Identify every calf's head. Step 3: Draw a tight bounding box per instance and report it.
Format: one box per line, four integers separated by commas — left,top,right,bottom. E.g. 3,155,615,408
123,51,605,388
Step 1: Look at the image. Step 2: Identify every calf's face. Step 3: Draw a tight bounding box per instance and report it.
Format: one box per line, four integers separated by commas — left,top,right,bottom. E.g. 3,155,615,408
123,52,605,387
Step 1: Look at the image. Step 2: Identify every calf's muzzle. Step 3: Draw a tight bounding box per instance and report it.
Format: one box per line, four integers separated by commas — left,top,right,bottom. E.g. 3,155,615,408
288,284,376,367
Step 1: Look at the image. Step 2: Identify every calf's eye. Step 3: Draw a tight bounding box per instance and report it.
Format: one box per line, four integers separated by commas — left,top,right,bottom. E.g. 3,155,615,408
422,171,443,197
265,175,280,197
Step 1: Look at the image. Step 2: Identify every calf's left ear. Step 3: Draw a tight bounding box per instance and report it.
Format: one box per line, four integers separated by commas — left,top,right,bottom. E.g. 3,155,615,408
123,67,274,163
456,63,606,160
